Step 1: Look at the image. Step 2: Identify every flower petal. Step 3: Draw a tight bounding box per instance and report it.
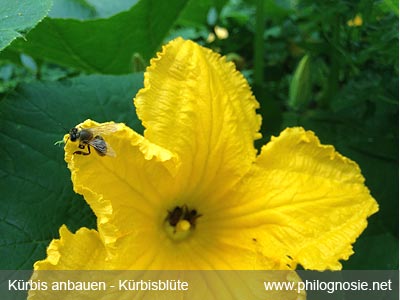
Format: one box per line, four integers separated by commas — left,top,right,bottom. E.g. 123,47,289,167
213,127,378,270
64,120,178,252
135,38,261,198
33,225,108,270
107,221,281,269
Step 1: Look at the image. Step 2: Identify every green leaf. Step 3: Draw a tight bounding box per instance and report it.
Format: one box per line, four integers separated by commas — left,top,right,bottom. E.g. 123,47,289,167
9,0,190,74
342,233,399,269
86,0,139,18
263,0,293,20
49,0,140,20
49,0,97,19
0,0,52,52
0,74,144,269
178,0,228,27
379,0,399,16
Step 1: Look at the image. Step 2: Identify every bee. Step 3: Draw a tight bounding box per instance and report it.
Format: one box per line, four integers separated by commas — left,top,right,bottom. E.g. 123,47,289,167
68,124,118,157
166,205,202,229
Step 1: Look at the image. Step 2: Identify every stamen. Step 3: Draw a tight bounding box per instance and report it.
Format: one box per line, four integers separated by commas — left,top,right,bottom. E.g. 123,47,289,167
176,220,191,232
164,204,201,241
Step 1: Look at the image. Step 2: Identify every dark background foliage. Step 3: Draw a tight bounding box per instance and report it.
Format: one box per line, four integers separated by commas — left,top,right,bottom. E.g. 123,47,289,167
0,0,398,270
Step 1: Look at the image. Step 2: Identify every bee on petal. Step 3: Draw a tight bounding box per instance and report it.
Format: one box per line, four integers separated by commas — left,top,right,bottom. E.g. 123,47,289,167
67,123,119,157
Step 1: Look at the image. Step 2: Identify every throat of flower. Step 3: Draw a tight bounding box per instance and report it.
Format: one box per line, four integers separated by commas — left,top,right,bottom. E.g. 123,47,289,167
164,205,201,241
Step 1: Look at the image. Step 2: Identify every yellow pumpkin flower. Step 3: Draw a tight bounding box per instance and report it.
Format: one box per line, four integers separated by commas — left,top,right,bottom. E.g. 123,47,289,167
347,14,363,27
35,38,378,272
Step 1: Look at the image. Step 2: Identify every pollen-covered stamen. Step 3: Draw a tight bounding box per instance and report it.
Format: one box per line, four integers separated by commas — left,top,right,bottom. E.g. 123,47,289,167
176,219,191,232
165,205,202,241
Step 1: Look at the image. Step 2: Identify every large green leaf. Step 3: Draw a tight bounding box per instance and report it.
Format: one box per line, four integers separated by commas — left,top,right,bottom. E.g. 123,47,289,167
8,0,189,74
86,0,139,18
0,0,52,52
49,0,139,20
0,74,144,269
49,0,97,19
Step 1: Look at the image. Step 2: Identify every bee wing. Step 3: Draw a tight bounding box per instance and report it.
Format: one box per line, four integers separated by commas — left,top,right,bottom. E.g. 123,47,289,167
88,138,117,157
103,143,116,157
86,123,121,136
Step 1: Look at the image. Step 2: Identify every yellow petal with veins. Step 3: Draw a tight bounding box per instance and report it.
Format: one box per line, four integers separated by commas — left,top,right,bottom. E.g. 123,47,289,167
135,38,262,201
214,127,378,270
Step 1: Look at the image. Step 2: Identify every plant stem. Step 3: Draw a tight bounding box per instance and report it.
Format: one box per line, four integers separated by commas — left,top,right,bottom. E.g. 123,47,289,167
322,16,341,108
254,0,265,87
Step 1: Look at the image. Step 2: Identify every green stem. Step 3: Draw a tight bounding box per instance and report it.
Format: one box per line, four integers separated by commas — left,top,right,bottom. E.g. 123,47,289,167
253,0,265,87
322,16,341,108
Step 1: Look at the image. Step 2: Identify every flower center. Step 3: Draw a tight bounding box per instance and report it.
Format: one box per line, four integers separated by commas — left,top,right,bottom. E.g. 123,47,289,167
164,205,202,241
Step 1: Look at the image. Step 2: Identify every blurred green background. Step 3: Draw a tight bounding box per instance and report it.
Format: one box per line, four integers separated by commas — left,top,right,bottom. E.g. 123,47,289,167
0,0,398,270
